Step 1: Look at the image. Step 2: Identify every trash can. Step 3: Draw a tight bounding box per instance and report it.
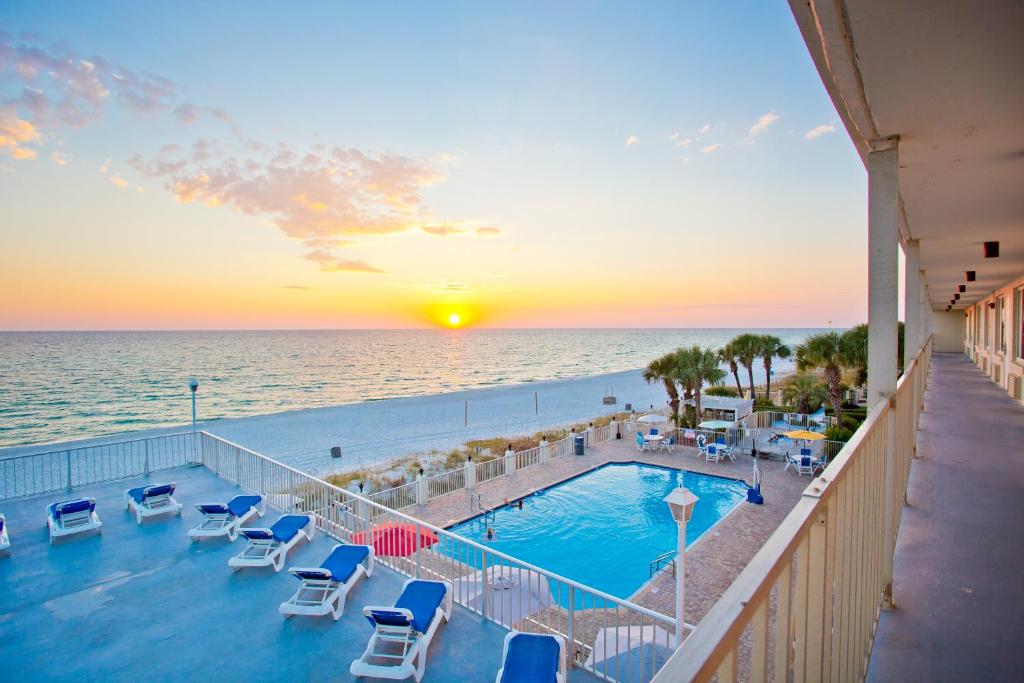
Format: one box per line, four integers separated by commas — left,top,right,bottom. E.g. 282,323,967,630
574,435,585,455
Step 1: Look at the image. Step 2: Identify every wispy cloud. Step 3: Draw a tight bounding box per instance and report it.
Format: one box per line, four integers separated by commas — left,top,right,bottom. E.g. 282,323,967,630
50,150,70,165
173,102,230,125
0,108,40,160
701,143,720,154
804,123,837,140
109,175,128,188
421,223,501,238
625,135,638,148
748,111,779,138
281,284,312,290
668,132,693,148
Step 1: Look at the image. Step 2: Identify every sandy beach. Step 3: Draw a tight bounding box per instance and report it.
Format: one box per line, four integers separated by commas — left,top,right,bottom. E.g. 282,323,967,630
0,367,667,475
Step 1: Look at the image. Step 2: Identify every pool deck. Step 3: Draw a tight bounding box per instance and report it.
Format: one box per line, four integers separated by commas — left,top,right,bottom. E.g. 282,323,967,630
866,353,1024,680
0,465,598,682
408,439,810,625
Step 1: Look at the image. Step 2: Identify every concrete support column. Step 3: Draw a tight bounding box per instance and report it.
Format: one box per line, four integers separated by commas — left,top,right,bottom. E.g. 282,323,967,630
505,448,516,475
465,458,476,490
904,239,922,368
539,439,550,465
868,137,900,609
416,471,427,505
868,137,900,408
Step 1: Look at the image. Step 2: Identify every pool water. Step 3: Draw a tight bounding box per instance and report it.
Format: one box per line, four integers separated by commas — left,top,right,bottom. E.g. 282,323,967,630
445,462,747,601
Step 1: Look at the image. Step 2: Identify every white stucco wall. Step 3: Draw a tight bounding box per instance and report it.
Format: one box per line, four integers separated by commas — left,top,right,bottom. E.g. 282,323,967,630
932,310,965,352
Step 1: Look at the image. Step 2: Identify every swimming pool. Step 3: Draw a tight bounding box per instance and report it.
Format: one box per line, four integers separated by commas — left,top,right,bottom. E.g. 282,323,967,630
445,462,747,601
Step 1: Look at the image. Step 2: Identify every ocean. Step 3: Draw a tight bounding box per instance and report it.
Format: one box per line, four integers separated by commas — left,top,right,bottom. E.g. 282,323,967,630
0,329,827,471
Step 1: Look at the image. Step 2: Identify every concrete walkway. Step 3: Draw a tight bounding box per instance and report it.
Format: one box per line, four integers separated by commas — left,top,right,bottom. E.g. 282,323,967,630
867,353,1024,681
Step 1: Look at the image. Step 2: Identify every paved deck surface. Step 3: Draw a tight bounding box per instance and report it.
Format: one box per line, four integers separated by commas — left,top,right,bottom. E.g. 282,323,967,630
867,353,1024,681
0,466,597,682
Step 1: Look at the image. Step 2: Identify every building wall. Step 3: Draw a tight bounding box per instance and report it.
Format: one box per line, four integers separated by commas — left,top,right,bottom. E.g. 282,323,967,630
932,311,965,352
963,271,1024,404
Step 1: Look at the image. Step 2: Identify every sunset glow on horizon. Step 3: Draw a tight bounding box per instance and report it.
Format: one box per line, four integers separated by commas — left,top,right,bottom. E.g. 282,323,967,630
1,3,870,331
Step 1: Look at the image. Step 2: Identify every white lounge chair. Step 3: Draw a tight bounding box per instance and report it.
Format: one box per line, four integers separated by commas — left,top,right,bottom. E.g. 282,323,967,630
280,543,375,620
350,578,453,682
658,435,676,453
0,513,9,553
47,498,102,543
696,434,709,458
229,514,314,572
495,631,565,683
188,495,263,542
125,483,182,524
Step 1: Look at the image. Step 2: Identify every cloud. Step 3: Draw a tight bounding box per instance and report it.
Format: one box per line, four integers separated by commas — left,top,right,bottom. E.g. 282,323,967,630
281,284,312,290
109,175,128,187
0,108,40,159
669,132,694,148
748,111,779,138
625,135,638,147
697,124,711,135
701,143,720,154
805,123,837,140
304,249,385,273
0,34,225,160
50,150,69,165
420,223,500,238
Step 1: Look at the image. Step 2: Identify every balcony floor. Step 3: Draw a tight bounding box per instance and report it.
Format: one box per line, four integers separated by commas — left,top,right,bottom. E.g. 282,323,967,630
0,466,597,682
868,353,1024,680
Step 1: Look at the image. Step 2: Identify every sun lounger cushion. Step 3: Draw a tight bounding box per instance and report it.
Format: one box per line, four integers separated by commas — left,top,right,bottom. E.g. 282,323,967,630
317,544,369,582
367,581,446,633
500,634,561,683
227,495,261,517
49,498,95,520
127,483,175,503
269,514,310,542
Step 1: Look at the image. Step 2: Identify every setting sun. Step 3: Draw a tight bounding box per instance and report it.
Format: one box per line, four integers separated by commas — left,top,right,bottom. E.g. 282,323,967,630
447,312,462,327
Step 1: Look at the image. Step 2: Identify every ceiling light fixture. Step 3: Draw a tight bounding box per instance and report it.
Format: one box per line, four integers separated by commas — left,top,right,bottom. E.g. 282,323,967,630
966,271,976,281
959,285,966,293
984,241,999,258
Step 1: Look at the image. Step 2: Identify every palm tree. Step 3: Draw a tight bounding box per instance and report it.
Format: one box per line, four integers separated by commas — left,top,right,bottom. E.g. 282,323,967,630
729,333,761,398
782,374,827,414
839,322,906,387
794,331,851,425
718,342,746,397
675,345,727,427
757,335,791,400
643,352,681,422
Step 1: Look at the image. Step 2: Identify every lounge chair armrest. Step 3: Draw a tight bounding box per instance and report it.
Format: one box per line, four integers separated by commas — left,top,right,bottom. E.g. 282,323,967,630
196,503,230,515
363,606,415,628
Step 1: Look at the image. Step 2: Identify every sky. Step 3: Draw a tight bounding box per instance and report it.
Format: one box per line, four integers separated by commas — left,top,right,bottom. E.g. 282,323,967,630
0,1,871,330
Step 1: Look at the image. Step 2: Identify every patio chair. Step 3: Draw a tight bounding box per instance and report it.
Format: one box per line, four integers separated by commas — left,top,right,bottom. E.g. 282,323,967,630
696,434,708,458
189,494,263,542
705,444,725,464
280,543,375,620
47,498,102,543
649,428,659,436
635,432,652,453
496,631,565,683
229,514,314,572
717,443,736,461
784,451,815,476
350,578,453,682
0,514,9,553
659,435,675,453
124,483,182,524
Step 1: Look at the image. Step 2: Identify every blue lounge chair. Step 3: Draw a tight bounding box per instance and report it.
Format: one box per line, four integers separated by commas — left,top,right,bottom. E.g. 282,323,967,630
635,432,651,453
496,631,565,683
124,483,182,524
47,498,102,543
229,514,314,572
188,495,263,542
350,578,453,682
280,542,375,620
0,513,9,553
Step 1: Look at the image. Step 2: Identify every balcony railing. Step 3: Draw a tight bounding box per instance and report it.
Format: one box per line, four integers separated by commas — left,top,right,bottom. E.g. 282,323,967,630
651,337,932,682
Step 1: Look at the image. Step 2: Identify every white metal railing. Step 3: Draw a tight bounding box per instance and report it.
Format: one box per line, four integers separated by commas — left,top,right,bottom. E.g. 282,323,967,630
197,430,677,682
369,481,418,511
476,455,507,484
652,337,932,682
425,467,465,500
742,410,838,431
0,432,195,501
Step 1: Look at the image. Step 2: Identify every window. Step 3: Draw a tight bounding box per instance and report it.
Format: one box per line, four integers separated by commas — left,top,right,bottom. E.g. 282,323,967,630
984,303,990,347
997,296,1007,353
1016,288,1024,360
976,304,982,347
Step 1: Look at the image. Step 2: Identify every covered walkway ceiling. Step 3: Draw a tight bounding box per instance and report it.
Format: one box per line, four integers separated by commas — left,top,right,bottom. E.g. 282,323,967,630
790,0,1024,309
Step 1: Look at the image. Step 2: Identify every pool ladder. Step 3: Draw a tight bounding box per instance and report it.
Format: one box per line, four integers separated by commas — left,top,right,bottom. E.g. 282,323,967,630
470,494,497,526
649,551,676,578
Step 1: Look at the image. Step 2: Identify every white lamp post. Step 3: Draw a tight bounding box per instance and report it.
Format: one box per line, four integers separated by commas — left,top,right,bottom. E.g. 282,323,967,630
188,379,199,459
664,486,699,648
